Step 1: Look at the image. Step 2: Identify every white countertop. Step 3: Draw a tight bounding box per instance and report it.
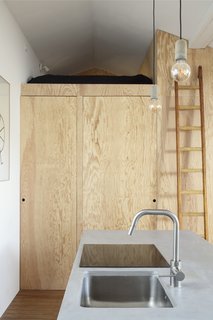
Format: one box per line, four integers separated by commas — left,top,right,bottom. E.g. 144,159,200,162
57,230,213,320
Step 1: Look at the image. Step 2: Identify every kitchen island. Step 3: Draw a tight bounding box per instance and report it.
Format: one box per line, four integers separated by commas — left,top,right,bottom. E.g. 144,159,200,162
57,230,213,320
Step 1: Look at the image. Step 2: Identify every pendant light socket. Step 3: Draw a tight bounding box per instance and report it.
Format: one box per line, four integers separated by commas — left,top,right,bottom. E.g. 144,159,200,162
149,85,161,111
150,84,158,100
171,0,191,82
175,39,187,61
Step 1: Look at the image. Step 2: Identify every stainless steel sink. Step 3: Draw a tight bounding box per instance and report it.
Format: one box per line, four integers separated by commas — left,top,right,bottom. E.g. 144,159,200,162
80,271,173,308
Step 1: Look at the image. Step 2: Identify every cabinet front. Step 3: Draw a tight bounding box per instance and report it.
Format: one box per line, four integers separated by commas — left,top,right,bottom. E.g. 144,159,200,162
21,96,77,289
81,96,157,232
20,94,158,289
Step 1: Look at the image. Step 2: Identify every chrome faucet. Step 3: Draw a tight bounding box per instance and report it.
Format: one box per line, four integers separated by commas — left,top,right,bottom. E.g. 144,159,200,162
128,209,185,287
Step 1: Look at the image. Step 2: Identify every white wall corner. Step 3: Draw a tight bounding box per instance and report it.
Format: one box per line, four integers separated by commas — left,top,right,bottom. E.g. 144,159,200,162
189,4,213,49
0,1,40,316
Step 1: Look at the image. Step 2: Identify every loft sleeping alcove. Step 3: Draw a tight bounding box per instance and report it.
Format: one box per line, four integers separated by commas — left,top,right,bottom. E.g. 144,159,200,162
28,73,152,84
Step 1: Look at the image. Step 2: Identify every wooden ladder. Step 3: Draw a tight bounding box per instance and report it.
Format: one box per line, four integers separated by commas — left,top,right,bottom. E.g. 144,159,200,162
175,66,208,240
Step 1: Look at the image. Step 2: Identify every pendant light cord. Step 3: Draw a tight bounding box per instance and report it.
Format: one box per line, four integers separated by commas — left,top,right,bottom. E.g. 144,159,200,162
153,0,156,84
180,0,182,39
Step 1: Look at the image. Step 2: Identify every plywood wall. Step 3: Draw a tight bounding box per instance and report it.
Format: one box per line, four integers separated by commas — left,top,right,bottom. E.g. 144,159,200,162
156,30,213,241
20,87,157,289
76,68,115,76
21,97,77,289
140,42,153,80
81,96,157,232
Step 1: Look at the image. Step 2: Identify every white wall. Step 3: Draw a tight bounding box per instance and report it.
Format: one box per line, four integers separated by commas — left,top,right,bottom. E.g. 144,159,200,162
0,1,40,316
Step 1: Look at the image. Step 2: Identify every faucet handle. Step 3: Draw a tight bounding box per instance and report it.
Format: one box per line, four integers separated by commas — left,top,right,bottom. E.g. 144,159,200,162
172,269,185,281
159,270,185,281
170,259,185,286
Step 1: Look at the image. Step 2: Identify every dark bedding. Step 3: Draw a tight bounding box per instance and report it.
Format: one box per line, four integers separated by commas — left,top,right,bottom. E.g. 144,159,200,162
28,74,152,84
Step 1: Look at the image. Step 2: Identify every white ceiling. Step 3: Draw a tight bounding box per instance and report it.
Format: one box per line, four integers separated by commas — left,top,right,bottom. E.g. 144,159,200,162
4,0,213,75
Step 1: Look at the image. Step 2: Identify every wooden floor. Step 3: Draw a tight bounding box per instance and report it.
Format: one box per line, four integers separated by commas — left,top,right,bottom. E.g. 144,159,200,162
1,290,65,320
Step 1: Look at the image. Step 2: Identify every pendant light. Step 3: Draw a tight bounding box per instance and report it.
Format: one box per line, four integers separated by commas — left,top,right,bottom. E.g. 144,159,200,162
149,0,161,111
171,0,191,82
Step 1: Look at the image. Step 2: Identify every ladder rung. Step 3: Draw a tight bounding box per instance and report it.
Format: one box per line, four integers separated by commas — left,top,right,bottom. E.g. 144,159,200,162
182,212,204,217
180,147,202,152
181,168,202,173
181,190,203,195
179,126,201,131
178,85,199,90
178,106,200,110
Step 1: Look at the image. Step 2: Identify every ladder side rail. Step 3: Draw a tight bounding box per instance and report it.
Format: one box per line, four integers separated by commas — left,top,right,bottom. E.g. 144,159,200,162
198,66,209,240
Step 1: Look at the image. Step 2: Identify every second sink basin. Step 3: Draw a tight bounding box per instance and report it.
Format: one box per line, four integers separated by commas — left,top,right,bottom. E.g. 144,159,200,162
80,271,173,308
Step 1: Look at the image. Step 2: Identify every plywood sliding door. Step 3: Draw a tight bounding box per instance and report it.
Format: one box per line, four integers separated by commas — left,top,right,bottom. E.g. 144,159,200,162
20,97,77,289
81,96,157,233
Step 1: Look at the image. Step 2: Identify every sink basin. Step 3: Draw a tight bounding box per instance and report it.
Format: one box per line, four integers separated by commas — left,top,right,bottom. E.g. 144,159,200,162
80,244,169,268
80,271,173,308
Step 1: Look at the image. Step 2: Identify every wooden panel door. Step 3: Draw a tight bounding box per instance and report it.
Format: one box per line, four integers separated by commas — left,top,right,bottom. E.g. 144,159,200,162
81,96,157,233
21,97,77,289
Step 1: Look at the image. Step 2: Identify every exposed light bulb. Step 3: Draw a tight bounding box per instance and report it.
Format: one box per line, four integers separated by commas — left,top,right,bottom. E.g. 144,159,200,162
148,85,162,111
149,98,162,111
171,39,191,82
171,59,191,82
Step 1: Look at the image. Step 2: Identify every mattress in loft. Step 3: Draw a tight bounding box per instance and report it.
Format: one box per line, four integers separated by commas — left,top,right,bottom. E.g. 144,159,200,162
28,74,152,84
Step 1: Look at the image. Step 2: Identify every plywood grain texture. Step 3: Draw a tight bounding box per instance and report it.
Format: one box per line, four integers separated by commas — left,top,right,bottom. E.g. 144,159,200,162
78,84,151,97
140,41,153,80
156,30,213,240
76,68,115,76
21,84,78,96
20,88,156,289
76,96,83,245
82,96,157,232
21,83,151,97
20,97,77,289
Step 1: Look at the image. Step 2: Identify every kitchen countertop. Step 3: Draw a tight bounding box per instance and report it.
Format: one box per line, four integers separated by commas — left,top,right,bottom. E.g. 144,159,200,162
57,230,213,320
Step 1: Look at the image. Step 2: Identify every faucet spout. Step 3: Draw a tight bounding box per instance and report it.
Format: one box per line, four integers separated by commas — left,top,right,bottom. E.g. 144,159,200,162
128,209,179,262
128,209,184,287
